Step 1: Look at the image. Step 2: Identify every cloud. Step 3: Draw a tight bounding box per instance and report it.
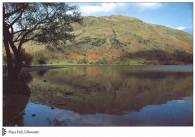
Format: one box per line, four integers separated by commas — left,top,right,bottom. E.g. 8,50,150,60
175,26,193,34
133,3,162,12
79,3,118,15
137,3,162,9
79,3,162,16
175,26,186,30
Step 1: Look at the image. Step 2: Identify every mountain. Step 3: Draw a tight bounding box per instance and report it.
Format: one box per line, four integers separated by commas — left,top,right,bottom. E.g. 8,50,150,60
16,15,194,65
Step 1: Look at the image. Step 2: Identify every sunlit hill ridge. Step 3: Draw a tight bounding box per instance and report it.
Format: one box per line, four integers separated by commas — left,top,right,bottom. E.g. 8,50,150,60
14,15,193,65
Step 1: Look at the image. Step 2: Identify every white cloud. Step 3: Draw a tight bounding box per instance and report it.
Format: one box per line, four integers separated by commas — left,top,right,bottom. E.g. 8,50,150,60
79,3,162,16
133,3,162,12
175,26,186,30
79,3,118,15
174,26,193,34
66,11,74,15
137,3,162,9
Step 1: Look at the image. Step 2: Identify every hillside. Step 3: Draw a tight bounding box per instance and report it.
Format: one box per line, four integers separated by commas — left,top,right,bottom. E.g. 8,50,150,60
8,15,193,65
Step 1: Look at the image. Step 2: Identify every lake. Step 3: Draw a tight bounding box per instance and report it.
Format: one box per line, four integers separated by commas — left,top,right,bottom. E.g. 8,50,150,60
3,65,193,126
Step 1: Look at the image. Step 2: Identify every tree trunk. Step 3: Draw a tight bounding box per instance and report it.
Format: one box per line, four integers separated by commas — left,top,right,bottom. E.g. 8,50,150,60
4,39,14,80
8,39,23,80
3,22,22,80
13,55,22,80
3,22,14,80
4,43,22,80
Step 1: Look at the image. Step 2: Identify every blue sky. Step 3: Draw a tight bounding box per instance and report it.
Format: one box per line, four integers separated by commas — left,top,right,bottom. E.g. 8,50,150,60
69,2,193,34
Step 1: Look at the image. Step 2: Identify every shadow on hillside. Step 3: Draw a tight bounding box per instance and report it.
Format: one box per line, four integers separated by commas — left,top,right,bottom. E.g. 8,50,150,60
122,49,193,65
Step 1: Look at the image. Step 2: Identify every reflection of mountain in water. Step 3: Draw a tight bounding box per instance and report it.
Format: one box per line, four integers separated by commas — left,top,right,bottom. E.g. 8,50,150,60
28,66,192,115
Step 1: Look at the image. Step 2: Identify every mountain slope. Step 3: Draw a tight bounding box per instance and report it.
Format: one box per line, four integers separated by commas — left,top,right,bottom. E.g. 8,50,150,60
23,15,193,65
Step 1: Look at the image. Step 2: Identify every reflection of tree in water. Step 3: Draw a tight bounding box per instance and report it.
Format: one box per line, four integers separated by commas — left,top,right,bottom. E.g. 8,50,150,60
107,77,121,104
37,70,47,77
3,78,31,126
19,72,33,83
3,94,29,126
46,117,67,126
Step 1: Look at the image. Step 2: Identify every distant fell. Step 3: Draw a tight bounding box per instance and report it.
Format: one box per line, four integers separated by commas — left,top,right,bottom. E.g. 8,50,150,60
19,15,193,65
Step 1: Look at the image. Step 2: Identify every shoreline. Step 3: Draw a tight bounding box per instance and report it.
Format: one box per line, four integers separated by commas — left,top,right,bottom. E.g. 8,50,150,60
3,65,66,76
3,64,193,76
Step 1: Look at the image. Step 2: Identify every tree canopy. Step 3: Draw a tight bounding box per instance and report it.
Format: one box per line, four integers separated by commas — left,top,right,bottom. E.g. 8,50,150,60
3,3,83,80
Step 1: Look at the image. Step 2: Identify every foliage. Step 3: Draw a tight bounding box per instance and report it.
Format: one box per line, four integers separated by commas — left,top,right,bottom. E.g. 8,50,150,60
3,2,83,79
37,59,46,66
4,3,82,45
36,55,47,65
20,48,33,67
90,38,106,47
3,48,33,67
82,58,88,64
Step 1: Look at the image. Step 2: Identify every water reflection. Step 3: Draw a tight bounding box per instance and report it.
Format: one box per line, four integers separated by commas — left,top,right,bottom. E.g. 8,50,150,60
37,70,47,77
3,73,32,126
46,117,67,126
3,95,29,126
23,96,192,126
5,65,192,126
28,66,192,115
18,72,33,83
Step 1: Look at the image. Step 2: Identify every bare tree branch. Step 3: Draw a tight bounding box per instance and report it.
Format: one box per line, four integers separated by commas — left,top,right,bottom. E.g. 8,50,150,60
3,3,28,18
9,6,27,27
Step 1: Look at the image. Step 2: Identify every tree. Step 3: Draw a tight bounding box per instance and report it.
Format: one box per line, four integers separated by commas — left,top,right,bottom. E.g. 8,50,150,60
3,48,33,67
20,48,33,67
37,55,47,66
3,3,82,80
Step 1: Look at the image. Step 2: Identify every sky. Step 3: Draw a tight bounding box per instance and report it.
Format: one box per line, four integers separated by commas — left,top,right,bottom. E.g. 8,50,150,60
68,2,193,34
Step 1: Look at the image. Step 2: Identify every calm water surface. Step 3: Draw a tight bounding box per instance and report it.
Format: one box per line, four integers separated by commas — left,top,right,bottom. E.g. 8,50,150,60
4,65,193,126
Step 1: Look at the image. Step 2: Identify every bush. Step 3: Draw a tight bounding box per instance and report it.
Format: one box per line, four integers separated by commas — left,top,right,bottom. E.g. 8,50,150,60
36,54,47,66
82,58,88,64
37,58,46,66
